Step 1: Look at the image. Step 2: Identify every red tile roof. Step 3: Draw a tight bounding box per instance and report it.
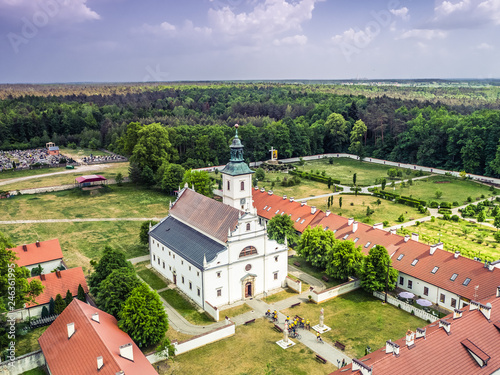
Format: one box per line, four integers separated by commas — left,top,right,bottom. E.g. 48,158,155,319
39,299,157,375
330,295,500,375
26,267,88,308
254,192,500,301
10,239,63,267
252,188,322,232
170,188,241,242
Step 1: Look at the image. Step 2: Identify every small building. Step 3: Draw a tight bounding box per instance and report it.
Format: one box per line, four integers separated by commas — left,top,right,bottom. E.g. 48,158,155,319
75,174,107,187
47,146,60,156
10,239,63,274
25,267,88,318
39,299,158,375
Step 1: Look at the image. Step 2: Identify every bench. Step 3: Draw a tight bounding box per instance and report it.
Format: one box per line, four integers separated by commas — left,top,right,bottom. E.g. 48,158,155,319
322,276,329,282
291,302,301,308
273,324,283,333
335,341,346,351
244,319,255,325
293,261,301,267
315,354,327,364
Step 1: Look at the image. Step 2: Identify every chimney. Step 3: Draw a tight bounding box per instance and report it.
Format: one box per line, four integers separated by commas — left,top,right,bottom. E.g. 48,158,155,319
454,251,460,259
405,329,415,348
416,327,426,340
268,190,273,195
311,206,317,214
260,188,265,193
351,359,373,375
36,241,40,247
373,223,383,230
55,270,62,278
453,309,463,319
385,340,400,356
352,221,358,233
67,322,75,339
439,320,451,335
325,210,331,217
289,197,294,202
479,303,492,320
283,195,287,200
411,233,419,242
390,228,397,235
430,244,438,255
119,343,134,362
22,244,27,252
97,356,104,370
404,235,410,243
497,286,500,297
254,186,259,190
301,202,306,207
470,301,480,311
92,312,100,323
487,262,494,272
436,242,444,250
116,372,125,375
40,274,45,281
348,217,354,226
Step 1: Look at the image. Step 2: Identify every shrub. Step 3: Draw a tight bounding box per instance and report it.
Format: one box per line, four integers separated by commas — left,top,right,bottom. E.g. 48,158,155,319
383,221,389,227
452,201,459,206
467,196,472,202
429,201,439,208
431,216,436,222
440,202,451,209
397,214,405,222
451,215,460,222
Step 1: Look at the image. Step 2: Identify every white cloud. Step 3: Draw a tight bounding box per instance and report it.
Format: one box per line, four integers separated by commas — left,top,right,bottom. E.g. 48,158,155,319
390,7,410,21
273,34,307,46
0,0,100,22
435,0,471,15
331,27,376,49
397,29,448,40
134,20,211,38
477,42,494,49
431,0,500,28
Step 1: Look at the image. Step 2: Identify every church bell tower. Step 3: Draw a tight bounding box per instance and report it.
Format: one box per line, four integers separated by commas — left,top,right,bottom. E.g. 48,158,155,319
220,124,255,213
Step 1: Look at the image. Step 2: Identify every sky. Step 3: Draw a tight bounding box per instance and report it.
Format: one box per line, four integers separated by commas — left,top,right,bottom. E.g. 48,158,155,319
0,0,499,83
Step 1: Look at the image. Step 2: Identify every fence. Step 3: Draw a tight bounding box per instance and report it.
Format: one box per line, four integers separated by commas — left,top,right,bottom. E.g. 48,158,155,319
311,278,360,303
285,276,302,293
204,301,219,321
372,291,439,322
30,314,58,329
0,350,45,375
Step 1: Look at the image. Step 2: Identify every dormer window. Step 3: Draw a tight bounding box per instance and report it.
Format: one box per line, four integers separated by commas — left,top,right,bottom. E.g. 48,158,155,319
397,254,404,261
239,246,257,258
296,217,301,222
275,209,280,214
450,273,458,281
300,219,305,224
463,278,471,286
364,241,371,248
411,259,419,266
431,266,439,274
343,234,349,240
353,237,359,243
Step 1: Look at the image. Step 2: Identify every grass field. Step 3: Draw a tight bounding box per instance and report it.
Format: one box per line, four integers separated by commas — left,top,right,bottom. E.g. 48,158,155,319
159,289,214,325
59,147,109,160
0,166,68,181
294,158,423,186
158,318,337,375
282,289,425,358
255,171,333,198
392,175,495,204
20,369,46,375
135,261,170,290
263,287,299,304
0,162,130,191
14,326,48,357
219,303,252,321
0,221,148,271
0,184,170,221
307,194,427,226
288,256,343,289
400,218,500,262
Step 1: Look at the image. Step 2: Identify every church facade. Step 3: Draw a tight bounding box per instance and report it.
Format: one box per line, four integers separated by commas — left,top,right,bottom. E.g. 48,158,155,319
149,126,288,313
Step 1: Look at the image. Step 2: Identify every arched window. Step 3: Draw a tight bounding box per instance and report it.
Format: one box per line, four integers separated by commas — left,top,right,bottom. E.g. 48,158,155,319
239,246,257,258
246,223,251,231
227,180,230,191
241,181,245,191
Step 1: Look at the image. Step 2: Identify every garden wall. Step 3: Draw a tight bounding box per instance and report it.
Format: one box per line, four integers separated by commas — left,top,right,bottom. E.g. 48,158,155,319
204,301,219,322
311,278,360,303
372,291,439,322
0,350,45,375
285,276,301,293
172,322,235,356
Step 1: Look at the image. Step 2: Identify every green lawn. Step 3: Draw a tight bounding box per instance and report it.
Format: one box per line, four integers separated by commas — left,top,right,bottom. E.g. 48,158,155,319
219,303,252,321
307,194,427,227
294,157,423,186
21,369,46,375
0,166,67,180
59,147,110,159
288,256,344,289
282,289,426,358
400,218,500,262
394,175,496,204
0,184,170,221
158,318,337,375
254,171,333,198
159,289,214,325
135,261,169,290
263,288,298,304
0,221,149,271
14,326,48,358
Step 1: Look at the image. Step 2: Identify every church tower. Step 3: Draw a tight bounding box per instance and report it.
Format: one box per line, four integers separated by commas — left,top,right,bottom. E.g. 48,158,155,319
220,124,255,213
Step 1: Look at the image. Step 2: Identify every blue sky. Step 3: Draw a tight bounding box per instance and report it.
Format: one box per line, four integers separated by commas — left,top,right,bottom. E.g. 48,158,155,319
0,0,499,83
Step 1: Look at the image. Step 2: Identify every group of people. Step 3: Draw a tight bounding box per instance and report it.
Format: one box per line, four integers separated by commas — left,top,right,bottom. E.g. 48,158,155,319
0,149,65,172
81,153,126,164
265,309,279,323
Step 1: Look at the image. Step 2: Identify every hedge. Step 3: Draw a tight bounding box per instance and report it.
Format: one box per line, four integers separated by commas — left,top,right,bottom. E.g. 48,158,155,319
289,169,341,185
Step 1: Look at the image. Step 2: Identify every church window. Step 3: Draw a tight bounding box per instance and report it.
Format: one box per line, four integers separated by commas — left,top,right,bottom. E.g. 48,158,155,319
227,181,230,191
239,246,257,258
169,266,172,271
275,256,279,262
189,282,192,290
153,254,156,261
182,276,185,284
217,288,222,297
162,246,164,251
246,223,250,231
189,266,191,271
217,272,221,278
181,260,184,265
197,271,200,277
241,181,245,191
274,272,278,280
245,264,252,271
163,262,165,269
158,258,160,265
197,288,201,297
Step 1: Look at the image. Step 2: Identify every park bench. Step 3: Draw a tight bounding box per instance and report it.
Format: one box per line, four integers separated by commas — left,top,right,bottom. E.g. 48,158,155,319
244,319,255,325
322,276,329,282
291,302,301,308
273,324,283,333
315,354,327,364
335,341,346,351
293,261,301,267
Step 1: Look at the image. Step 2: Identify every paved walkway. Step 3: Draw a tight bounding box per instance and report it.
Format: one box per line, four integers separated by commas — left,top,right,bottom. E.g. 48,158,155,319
288,264,326,291
128,254,150,264
0,217,161,224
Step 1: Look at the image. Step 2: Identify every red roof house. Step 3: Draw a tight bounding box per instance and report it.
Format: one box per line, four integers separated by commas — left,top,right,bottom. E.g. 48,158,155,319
75,174,107,184
39,299,158,375
10,239,63,272
331,290,500,375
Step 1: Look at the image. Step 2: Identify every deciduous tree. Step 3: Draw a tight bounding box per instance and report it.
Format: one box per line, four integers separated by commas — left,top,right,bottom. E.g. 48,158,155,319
359,245,398,293
88,246,133,296
267,214,298,245
96,267,141,318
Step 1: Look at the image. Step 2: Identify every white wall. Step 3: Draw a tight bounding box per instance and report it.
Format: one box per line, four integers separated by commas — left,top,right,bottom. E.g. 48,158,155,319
222,173,254,212
285,276,301,293
0,350,45,375
25,259,62,274
173,323,235,356
311,278,361,303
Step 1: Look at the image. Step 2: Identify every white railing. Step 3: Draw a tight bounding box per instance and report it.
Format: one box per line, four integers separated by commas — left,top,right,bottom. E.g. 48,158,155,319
373,291,439,322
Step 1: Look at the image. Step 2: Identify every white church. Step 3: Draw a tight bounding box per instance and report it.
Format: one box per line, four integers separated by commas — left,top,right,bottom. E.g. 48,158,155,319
149,125,288,315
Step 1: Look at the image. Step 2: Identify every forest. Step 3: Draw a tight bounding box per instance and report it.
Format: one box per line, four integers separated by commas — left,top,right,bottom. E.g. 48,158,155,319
2,82,500,177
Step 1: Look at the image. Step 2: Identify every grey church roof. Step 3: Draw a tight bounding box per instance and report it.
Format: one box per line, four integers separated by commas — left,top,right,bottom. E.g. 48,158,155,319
149,216,226,270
